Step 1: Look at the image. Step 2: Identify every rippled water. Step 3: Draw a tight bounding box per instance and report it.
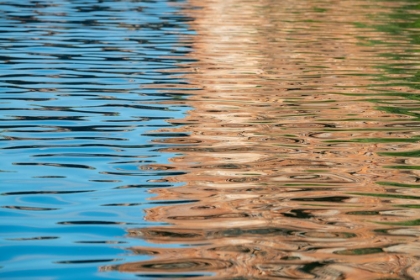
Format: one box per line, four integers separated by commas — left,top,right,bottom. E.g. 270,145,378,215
2,0,420,279
0,0,194,279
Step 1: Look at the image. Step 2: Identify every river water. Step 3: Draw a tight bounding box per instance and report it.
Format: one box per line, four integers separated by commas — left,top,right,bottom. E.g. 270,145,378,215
1,0,420,279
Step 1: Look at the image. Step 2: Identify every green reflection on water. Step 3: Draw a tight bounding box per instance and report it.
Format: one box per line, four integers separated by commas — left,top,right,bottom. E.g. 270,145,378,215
379,150,420,157
377,181,420,188
346,211,380,215
354,0,420,154
394,204,420,208
326,138,420,143
376,106,420,119
378,219,420,226
385,165,420,170
334,247,383,255
349,192,420,200
313,7,328,13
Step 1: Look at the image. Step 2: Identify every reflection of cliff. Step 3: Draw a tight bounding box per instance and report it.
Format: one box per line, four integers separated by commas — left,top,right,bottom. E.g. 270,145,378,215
103,0,420,279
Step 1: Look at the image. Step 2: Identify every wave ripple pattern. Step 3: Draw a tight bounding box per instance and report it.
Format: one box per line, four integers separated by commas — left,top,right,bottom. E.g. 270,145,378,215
0,0,194,279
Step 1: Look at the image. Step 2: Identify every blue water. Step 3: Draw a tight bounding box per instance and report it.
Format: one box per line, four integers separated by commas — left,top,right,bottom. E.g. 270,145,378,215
0,0,195,279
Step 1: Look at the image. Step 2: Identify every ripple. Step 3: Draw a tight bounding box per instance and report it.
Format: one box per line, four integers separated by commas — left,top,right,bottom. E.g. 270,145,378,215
13,162,95,170
107,258,233,273
1,190,94,196
128,227,294,242
291,196,351,202
56,259,121,264
2,206,59,211
7,236,59,241
58,221,130,225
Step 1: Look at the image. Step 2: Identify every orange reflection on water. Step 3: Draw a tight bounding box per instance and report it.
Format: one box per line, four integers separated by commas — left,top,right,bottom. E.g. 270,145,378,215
103,0,420,278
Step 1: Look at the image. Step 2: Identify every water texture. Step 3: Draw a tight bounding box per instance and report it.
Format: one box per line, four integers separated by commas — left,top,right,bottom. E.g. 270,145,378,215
105,0,420,279
0,0,194,279
2,0,420,279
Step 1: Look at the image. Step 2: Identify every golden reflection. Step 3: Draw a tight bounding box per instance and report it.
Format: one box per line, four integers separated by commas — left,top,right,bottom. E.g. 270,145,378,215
103,0,420,278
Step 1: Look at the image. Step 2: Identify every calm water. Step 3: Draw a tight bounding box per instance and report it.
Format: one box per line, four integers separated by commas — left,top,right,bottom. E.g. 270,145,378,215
2,0,420,279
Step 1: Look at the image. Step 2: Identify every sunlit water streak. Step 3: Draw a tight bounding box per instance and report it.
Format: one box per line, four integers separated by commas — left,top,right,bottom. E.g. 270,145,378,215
2,0,420,279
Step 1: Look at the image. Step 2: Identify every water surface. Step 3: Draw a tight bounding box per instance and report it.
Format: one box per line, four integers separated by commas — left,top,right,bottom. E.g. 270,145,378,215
0,0,194,279
106,0,420,279
2,0,420,279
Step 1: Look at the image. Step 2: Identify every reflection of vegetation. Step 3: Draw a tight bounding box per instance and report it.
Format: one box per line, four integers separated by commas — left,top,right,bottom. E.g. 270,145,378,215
377,181,420,188
334,247,383,255
349,192,420,200
382,93,420,102
394,204,420,208
385,165,420,170
377,106,420,120
354,1,420,129
377,219,420,226
326,137,420,143
373,2,420,107
379,150,420,157
346,211,379,215
313,7,328,13
375,0,420,40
